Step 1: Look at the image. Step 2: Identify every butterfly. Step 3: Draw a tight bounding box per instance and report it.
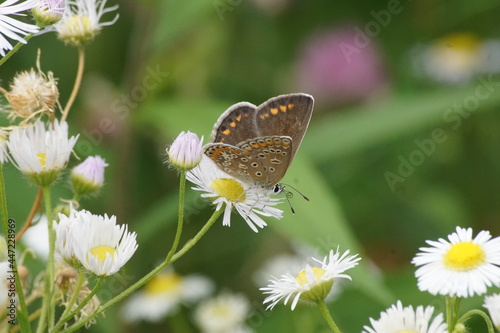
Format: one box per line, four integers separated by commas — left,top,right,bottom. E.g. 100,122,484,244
204,93,314,194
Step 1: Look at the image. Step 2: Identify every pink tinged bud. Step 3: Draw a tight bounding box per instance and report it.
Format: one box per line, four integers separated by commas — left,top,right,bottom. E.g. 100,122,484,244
71,155,108,196
168,131,203,170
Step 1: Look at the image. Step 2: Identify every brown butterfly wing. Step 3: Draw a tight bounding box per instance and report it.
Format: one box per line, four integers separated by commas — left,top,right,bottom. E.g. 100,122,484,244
254,93,314,163
210,102,259,145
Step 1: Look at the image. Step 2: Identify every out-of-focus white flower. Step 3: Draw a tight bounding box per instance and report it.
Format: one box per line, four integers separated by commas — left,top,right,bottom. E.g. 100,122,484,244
122,270,214,323
411,33,500,85
194,291,252,333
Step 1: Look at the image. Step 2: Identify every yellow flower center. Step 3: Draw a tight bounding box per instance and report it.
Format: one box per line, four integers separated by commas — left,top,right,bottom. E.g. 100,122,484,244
438,33,480,52
210,178,246,202
296,267,326,286
443,242,485,271
59,15,96,45
211,304,230,318
145,273,182,295
90,245,116,262
37,153,47,169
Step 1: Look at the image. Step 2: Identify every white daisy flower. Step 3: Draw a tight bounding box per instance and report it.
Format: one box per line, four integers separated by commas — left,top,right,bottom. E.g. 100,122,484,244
412,226,500,298
411,33,500,85
6,120,78,186
187,155,283,233
55,208,138,276
0,0,39,57
362,301,447,333
167,131,203,170
54,209,78,263
194,291,252,333
71,155,108,196
484,293,500,329
122,270,214,323
261,248,360,310
53,0,118,45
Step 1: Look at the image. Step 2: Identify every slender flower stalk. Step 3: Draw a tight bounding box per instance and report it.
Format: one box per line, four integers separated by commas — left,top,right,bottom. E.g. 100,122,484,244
61,46,84,121
455,309,494,333
166,170,186,262
316,300,341,333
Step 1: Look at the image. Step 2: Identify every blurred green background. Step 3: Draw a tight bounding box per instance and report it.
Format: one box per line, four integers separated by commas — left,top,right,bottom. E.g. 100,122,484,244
2,0,500,331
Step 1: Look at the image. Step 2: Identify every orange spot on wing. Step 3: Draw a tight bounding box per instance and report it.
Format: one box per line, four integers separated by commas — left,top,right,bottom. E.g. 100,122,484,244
259,141,266,147
230,122,236,127
236,115,242,121
270,108,279,115
259,114,269,119
222,129,231,136
279,105,287,112
250,143,259,149
288,103,294,109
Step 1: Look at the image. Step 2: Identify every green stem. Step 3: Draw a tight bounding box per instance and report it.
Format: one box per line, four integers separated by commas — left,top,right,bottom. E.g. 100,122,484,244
60,207,224,333
56,271,86,326
0,164,31,332
316,300,342,333
61,46,85,122
36,186,56,333
166,170,186,262
457,309,495,333
52,277,105,332
446,296,461,333
0,33,35,67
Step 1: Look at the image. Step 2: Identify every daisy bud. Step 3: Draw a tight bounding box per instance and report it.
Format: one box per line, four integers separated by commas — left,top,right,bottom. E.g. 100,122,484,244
1,69,59,122
167,131,203,170
32,0,65,27
71,155,108,196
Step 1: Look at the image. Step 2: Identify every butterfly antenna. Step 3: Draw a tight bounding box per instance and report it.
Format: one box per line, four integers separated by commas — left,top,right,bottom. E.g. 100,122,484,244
280,183,310,201
283,190,296,215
